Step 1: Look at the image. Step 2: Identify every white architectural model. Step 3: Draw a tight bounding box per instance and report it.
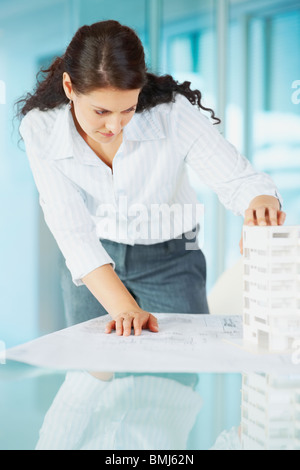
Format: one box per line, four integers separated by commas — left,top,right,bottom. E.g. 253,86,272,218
243,225,300,351
241,373,300,450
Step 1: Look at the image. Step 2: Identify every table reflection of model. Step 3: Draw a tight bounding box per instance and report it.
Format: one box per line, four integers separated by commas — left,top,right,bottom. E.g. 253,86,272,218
211,373,300,450
241,373,300,450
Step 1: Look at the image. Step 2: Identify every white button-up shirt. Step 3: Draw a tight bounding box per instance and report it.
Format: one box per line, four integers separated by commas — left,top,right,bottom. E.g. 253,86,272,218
19,94,281,286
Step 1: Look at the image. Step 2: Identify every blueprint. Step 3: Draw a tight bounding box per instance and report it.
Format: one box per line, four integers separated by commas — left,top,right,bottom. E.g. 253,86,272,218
5,314,298,373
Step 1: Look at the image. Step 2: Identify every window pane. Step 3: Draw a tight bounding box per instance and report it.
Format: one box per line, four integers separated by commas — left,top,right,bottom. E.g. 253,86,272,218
226,0,300,270
161,0,218,290
252,10,300,226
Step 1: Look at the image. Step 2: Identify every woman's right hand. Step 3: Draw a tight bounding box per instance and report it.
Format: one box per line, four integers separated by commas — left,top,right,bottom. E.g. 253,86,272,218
82,265,159,336
105,309,159,336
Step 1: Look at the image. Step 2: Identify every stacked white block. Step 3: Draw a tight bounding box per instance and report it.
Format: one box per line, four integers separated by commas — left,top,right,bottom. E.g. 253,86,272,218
241,373,300,450
243,225,300,351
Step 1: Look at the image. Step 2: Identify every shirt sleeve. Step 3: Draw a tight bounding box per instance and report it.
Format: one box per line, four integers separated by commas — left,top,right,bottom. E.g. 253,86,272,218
19,113,116,286
173,95,283,216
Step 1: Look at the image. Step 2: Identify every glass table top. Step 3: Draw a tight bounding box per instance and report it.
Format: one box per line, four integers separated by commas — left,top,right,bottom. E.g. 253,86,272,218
1,360,299,451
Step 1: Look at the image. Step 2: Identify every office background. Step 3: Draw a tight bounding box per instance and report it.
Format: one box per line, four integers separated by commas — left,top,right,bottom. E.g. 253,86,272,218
0,0,299,450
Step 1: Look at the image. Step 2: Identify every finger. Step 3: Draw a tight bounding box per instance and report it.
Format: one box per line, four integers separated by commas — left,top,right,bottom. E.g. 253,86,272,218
239,235,243,255
244,209,255,226
255,207,267,226
123,317,133,337
133,317,143,336
105,320,116,334
148,314,159,333
278,211,286,225
267,207,278,226
115,318,124,336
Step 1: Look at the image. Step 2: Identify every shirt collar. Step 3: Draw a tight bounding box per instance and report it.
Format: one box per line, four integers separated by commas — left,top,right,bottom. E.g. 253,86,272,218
43,104,75,161
44,103,166,163
123,109,166,141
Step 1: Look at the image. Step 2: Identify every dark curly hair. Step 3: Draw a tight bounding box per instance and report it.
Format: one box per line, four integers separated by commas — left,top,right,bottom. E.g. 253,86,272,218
16,20,220,125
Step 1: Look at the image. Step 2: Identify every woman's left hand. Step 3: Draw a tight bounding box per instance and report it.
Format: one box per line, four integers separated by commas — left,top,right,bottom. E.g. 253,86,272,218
239,195,286,254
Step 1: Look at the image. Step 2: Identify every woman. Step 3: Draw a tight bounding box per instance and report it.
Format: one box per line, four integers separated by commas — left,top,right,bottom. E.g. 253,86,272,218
17,20,286,336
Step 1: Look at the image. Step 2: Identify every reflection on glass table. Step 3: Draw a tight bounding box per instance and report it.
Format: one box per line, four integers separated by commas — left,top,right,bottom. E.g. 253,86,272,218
212,373,300,450
1,362,300,450
36,371,202,450
1,362,240,451
240,373,300,450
